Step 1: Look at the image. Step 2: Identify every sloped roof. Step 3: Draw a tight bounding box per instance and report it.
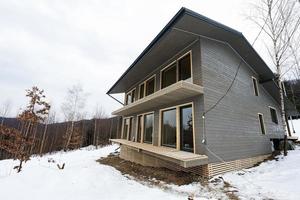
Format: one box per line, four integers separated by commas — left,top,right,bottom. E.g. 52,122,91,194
107,7,298,116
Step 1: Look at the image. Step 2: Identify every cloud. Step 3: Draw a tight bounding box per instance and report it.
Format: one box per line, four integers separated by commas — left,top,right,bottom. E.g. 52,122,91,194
0,0,271,120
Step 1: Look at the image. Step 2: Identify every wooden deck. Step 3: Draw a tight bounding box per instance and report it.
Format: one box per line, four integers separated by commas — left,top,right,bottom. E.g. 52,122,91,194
110,139,208,168
112,81,203,116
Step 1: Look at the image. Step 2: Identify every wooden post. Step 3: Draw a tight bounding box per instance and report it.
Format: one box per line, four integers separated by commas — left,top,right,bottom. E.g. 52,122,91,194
283,134,287,156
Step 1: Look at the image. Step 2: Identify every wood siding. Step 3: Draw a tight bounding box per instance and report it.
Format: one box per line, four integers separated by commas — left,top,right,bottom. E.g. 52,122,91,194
200,38,284,163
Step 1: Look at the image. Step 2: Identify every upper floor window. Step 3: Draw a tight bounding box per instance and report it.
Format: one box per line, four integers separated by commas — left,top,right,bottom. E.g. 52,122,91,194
161,62,177,89
161,52,192,89
146,76,155,96
252,77,259,96
125,89,136,105
178,53,191,81
139,83,145,99
269,107,278,124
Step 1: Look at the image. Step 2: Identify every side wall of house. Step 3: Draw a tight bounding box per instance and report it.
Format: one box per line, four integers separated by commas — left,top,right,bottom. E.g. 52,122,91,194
200,38,284,163
121,41,206,155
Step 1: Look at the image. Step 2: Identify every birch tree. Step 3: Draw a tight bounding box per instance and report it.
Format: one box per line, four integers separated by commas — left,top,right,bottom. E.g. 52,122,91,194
249,0,300,154
61,84,87,150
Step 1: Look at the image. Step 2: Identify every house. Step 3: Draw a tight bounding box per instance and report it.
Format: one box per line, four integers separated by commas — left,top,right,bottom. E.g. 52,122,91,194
107,8,298,178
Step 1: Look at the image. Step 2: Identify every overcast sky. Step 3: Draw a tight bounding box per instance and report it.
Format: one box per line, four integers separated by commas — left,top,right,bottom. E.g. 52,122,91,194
0,0,275,120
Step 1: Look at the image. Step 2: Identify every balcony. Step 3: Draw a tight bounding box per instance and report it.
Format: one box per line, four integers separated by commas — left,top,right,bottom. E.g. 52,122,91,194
112,81,204,116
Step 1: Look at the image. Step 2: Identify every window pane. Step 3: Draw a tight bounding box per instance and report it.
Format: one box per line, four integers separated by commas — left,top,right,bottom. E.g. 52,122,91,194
270,108,278,124
180,105,193,152
146,77,155,96
123,118,129,139
131,90,136,103
143,114,153,143
258,114,266,134
162,63,177,88
126,93,132,105
128,118,133,141
179,54,191,81
137,115,142,142
161,109,176,148
252,78,259,96
139,84,144,99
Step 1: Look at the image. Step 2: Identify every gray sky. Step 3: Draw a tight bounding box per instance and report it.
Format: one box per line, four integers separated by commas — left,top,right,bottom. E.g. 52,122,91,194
0,0,273,120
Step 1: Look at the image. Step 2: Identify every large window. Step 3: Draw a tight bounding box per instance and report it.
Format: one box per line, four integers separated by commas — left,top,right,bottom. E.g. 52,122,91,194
136,115,143,142
143,113,154,143
161,63,177,89
146,77,155,96
180,105,193,152
161,109,176,148
178,54,191,81
252,77,259,96
160,103,194,152
123,117,133,140
160,52,192,89
258,114,266,135
270,107,278,124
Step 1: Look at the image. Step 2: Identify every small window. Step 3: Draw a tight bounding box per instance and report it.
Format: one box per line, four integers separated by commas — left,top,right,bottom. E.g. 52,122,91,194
125,89,136,105
125,93,132,105
146,77,155,96
139,83,145,99
123,118,131,139
161,63,177,89
178,54,191,81
270,107,278,124
252,77,259,96
258,114,266,135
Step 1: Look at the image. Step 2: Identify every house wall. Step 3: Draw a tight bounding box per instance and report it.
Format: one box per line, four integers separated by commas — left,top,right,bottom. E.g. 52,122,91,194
200,37,284,163
121,41,206,154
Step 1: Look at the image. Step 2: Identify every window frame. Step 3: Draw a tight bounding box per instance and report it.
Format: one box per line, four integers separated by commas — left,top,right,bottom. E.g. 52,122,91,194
145,76,156,97
160,51,193,90
269,106,279,124
121,116,134,140
160,108,177,148
158,102,195,153
142,111,155,144
160,61,177,89
252,76,259,96
125,88,136,105
258,113,266,135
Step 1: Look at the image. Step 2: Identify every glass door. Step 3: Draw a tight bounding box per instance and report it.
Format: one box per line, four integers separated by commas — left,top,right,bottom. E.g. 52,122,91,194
180,105,194,152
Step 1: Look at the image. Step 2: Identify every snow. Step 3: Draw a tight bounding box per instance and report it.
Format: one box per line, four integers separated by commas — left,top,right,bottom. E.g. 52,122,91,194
223,146,300,200
289,119,300,139
0,145,226,200
1,144,299,200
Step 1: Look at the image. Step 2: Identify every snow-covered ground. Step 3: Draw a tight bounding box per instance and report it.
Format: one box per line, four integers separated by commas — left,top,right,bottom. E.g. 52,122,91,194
0,145,226,200
0,144,299,200
223,146,300,200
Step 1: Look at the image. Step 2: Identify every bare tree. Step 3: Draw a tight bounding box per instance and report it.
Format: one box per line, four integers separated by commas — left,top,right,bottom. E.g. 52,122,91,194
249,0,300,155
0,100,12,125
61,84,87,150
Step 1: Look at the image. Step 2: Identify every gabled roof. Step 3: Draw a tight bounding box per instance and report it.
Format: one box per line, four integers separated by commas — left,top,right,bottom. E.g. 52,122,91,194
107,7,298,116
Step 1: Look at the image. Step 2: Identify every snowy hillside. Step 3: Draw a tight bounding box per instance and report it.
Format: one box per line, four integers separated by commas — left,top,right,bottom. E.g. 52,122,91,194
0,144,299,200
290,119,300,139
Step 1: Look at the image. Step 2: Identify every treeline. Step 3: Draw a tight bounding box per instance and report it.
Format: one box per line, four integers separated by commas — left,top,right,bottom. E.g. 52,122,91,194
0,116,122,160
285,79,300,118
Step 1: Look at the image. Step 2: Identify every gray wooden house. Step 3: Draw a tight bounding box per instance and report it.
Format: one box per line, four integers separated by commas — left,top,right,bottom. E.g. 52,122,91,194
107,8,298,178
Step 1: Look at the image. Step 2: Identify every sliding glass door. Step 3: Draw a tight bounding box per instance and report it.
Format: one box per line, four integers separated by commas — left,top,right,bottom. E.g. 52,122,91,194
143,113,154,143
180,105,193,152
160,104,194,152
161,109,176,148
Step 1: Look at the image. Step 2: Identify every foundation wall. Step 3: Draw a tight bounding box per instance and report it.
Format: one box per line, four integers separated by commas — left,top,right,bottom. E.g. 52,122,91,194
119,145,270,179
